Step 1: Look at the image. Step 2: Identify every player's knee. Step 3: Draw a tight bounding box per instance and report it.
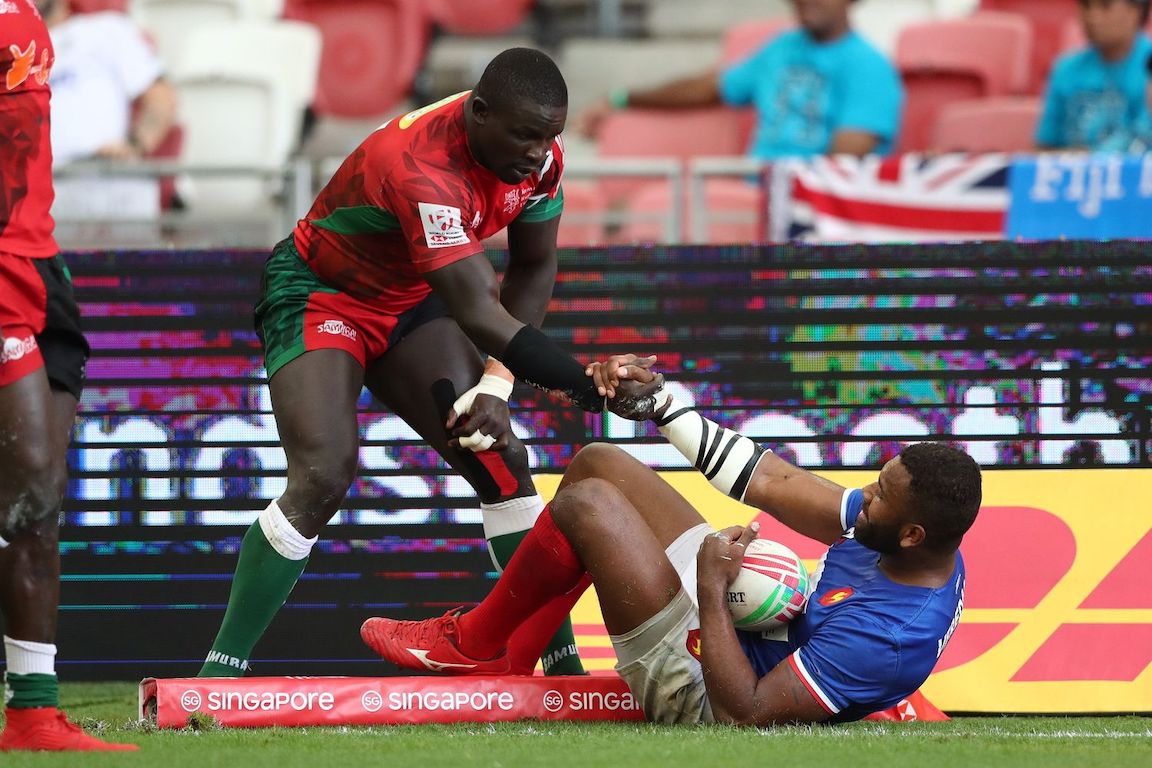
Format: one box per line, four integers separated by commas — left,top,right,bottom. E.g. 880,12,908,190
0,455,66,538
551,477,624,535
292,453,357,509
567,442,627,481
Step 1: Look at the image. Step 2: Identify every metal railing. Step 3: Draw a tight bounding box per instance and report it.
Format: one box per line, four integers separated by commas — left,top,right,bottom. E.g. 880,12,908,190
50,155,770,249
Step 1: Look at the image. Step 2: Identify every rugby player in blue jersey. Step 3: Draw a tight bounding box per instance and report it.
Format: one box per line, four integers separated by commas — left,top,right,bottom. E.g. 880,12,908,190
363,385,981,725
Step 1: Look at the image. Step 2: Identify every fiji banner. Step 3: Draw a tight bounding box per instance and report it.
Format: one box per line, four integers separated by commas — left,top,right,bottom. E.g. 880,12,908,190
557,470,1152,714
1006,153,1152,239
775,152,1152,242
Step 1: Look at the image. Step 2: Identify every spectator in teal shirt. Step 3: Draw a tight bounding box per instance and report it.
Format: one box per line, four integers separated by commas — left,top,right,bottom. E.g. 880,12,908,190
1036,0,1152,151
579,0,904,159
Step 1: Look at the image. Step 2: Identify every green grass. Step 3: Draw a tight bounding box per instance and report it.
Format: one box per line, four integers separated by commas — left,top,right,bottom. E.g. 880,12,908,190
1,683,1149,767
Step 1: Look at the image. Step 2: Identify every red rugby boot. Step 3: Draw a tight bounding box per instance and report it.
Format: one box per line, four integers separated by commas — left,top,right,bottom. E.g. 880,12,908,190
0,707,138,752
361,609,510,675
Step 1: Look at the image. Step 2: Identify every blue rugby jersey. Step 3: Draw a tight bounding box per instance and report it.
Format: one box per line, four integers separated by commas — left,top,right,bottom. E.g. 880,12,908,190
737,489,965,723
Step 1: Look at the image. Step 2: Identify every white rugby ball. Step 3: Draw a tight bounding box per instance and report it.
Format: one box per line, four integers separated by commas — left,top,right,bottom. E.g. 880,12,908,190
728,538,810,632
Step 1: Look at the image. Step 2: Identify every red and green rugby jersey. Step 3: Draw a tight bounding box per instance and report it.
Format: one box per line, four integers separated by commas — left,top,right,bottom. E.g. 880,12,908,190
0,0,57,259
293,91,565,309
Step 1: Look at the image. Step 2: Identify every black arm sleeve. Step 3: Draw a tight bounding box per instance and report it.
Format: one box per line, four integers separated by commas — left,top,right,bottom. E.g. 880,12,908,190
501,324,605,413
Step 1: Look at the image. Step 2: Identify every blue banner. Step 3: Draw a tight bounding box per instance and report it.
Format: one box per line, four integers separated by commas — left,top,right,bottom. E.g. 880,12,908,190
1006,153,1152,238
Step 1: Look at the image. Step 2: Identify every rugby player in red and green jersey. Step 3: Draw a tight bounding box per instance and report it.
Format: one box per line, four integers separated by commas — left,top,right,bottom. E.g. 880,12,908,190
199,47,664,679
0,0,136,752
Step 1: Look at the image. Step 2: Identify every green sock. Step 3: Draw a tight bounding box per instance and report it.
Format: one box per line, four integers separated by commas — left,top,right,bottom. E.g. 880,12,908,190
488,530,586,676
199,520,309,677
4,673,58,709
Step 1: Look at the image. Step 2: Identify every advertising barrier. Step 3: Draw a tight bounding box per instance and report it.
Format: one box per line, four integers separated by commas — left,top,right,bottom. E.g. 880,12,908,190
140,676,645,728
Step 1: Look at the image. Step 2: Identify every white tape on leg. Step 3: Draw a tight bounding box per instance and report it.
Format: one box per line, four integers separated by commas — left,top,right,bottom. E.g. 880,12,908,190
452,373,514,453
458,431,496,452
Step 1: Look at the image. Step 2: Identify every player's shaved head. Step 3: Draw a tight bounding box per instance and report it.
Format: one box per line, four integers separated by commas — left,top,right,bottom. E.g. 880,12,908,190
474,47,568,114
898,443,982,551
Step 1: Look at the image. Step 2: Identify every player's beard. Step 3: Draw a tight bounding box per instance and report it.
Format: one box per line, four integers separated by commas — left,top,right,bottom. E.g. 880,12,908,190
854,517,903,555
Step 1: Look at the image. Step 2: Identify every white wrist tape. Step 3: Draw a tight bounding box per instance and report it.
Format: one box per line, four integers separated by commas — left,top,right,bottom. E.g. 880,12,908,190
656,398,767,503
453,374,514,452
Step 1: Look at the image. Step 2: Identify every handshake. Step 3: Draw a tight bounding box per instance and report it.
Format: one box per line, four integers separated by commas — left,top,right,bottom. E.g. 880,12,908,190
583,354,670,421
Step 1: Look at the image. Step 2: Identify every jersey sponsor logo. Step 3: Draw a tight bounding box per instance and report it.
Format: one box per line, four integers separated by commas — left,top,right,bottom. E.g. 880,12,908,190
504,187,534,214
818,587,854,606
5,39,51,91
418,202,470,248
686,628,702,660
0,2,22,15
1,334,37,365
316,319,357,340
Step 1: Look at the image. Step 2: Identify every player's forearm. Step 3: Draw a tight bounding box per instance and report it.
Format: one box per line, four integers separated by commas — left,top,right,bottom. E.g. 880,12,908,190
499,253,556,328
698,589,761,725
655,396,768,503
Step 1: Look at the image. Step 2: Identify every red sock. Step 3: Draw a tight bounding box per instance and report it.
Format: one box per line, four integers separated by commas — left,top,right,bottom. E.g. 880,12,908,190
505,574,592,675
459,505,585,659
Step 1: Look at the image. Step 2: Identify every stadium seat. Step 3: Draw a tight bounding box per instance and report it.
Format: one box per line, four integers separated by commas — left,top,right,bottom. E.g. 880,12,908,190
560,38,722,115
554,180,608,247
851,0,940,54
285,0,429,119
612,178,764,245
169,20,320,211
930,96,1042,152
594,107,754,207
424,0,533,35
69,0,129,12
895,11,1033,152
720,17,792,66
131,0,286,68
979,0,1079,92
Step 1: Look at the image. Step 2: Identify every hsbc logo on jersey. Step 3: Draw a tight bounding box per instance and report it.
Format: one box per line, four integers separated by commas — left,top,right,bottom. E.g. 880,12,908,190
418,202,470,248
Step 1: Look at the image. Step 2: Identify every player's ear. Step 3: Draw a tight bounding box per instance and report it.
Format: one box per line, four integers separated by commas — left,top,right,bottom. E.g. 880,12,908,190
470,95,492,125
899,523,926,549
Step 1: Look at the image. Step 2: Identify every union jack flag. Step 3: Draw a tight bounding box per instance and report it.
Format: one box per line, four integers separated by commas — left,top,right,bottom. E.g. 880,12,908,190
774,153,1012,242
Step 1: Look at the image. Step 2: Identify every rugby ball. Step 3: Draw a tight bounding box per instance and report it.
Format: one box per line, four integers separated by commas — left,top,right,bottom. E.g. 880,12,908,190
728,538,810,632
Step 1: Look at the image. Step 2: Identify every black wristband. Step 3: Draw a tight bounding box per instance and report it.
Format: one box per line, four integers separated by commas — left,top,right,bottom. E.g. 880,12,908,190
501,325,604,412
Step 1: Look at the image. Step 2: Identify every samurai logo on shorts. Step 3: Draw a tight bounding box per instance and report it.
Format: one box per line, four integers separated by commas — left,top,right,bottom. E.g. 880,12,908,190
1,334,37,365
316,319,357,340
418,202,469,248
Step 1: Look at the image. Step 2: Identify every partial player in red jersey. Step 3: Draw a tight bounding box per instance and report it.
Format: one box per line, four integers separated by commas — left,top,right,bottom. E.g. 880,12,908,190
0,0,136,753
199,47,664,679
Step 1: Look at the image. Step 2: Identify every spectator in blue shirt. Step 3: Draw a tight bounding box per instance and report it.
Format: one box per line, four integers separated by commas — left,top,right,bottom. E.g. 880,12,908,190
1037,0,1152,151
579,0,904,159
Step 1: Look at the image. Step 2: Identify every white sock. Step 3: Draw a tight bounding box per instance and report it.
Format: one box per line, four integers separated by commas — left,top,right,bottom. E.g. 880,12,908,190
481,494,544,571
4,636,57,676
258,500,317,561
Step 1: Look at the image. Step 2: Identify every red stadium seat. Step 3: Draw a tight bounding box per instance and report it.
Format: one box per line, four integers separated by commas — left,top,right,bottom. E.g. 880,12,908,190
895,12,1033,153
554,180,607,247
612,178,764,245
595,107,755,206
930,97,1042,153
979,0,1080,93
424,0,533,35
285,0,429,119
68,0,129,12
720,18,793,66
